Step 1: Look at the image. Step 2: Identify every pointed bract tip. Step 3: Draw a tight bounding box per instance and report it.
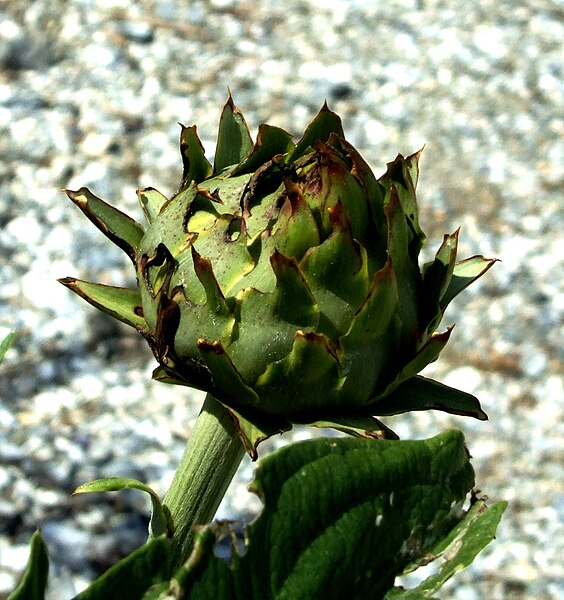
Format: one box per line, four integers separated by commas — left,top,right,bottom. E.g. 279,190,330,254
226,87,235,107
413,144,426,158
58,276,76,287
64,188,84,205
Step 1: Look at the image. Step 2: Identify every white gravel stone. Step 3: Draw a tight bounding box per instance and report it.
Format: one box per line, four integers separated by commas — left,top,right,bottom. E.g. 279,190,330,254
0,1,562,598
442,366,483,395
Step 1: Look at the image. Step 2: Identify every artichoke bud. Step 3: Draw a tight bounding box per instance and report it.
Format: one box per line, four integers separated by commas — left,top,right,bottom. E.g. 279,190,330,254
61,95,497,456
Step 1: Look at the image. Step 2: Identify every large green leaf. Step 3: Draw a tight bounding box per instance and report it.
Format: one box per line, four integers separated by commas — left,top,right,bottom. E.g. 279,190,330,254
73,536,170,600
8,531,49,600
164,430,480,599
65,187,145,263
385,499,507,599
150,524,236,600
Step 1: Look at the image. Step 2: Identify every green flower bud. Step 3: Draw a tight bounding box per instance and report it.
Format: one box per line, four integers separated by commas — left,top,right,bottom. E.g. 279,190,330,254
61,96,496,456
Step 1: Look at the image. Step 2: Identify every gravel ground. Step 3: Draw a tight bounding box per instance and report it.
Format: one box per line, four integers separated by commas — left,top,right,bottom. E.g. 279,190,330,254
0,0,562,598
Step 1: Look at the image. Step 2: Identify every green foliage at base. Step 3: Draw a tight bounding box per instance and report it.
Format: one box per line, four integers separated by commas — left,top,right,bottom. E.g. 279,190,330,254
13,430,505,600
8,531,48,600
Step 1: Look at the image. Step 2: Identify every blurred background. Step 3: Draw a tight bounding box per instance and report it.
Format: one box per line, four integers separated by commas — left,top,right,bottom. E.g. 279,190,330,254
0,0,562,598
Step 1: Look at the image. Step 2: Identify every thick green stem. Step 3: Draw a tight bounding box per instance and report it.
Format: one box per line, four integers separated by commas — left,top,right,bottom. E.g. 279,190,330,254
163,393,246,572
